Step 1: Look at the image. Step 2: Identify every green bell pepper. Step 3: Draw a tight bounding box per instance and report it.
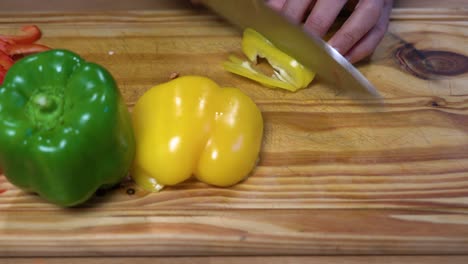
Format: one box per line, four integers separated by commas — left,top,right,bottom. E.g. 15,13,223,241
0,49,135,207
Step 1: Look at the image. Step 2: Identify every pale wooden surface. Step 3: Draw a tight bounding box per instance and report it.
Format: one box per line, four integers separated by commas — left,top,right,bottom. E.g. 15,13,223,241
0,0,465,12
2,256,468,264
0,0,193,12
0,0,468,262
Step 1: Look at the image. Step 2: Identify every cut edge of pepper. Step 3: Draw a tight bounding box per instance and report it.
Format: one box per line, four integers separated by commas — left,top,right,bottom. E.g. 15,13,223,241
224,28,315,92
224,55,299,92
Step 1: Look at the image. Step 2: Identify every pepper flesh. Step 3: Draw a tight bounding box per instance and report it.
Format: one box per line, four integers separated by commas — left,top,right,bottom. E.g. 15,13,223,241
0,50,13,79
0,25,42,44
6,43,50,56
132,76,263,191
0,49,135,207
224,28,315,92
0,25,50,84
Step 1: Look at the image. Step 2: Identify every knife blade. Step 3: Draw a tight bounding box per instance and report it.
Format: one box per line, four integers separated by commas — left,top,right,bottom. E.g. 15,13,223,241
200,0,380,97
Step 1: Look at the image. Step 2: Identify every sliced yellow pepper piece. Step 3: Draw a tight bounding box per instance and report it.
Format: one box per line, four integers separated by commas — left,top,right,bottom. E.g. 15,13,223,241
224,55,298,91
131,76,264,192
224,28,315,92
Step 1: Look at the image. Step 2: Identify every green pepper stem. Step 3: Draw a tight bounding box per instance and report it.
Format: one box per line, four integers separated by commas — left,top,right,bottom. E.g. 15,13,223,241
34,94,57,112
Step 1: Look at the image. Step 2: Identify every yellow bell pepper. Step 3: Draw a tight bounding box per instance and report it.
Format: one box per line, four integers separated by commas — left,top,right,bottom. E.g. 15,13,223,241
224,28,315,92
131,76,264,192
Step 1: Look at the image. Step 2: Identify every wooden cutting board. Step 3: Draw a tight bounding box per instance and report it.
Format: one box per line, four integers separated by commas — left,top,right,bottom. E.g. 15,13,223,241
1,1,468,257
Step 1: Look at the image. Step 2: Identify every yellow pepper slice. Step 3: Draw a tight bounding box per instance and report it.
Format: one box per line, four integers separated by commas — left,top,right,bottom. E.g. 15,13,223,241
224,28,315,92
131,76,264,192
224,55,298,91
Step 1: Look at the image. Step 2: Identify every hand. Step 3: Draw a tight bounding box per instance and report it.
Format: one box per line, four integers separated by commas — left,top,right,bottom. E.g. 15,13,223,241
266,0,393,63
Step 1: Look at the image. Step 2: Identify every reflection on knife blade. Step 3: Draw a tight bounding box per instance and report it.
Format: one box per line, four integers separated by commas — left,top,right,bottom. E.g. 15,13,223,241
200,0,381,98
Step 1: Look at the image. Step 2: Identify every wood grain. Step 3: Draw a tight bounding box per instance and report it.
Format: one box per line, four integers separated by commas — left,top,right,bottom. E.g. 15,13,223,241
0,0,193,12
0,1,468,258
2,256,468,264
0,0,465,12
1,209,468,256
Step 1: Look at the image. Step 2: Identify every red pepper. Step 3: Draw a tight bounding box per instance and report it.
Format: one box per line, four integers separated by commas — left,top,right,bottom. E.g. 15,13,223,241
0,40,8,53
0,25,50,84
0,25,42,44
0,50,13,83
0,51,13,68
6,43,50,56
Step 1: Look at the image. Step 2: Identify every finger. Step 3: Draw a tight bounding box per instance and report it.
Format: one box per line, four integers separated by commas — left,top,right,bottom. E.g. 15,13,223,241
328,0,383,55
344,0,393,63
303,0,347,37
281,0,316,24
266,0,287,11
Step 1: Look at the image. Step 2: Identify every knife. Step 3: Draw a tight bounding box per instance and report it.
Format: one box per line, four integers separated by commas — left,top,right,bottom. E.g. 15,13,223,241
200,0,380,97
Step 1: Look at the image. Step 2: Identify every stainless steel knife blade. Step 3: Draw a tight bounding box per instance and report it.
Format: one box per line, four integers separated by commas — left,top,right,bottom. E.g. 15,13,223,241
200,0,380,97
